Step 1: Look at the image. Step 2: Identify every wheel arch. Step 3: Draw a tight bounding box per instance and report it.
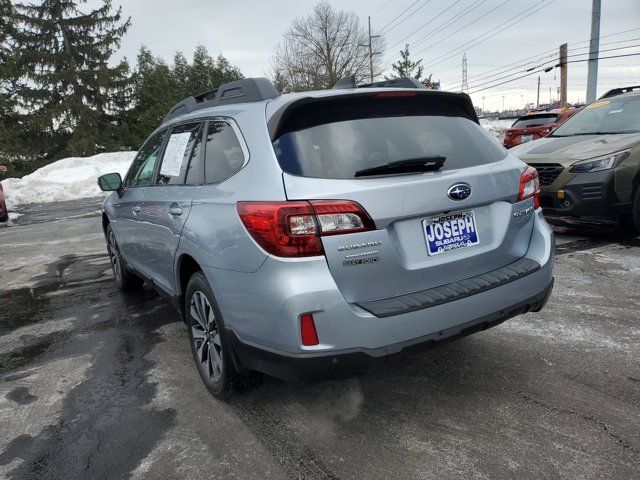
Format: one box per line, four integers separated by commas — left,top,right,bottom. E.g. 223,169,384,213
101,212,110,236
176,253,203,316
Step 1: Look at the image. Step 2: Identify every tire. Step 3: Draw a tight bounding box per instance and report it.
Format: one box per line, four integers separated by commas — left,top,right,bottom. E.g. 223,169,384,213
0,212,7,223
620,188,640,233
184,271,261,399
106,224,144,291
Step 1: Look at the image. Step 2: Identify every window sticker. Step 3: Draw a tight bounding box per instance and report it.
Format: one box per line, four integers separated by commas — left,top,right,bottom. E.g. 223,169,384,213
586,100,609,109
160,132,192,177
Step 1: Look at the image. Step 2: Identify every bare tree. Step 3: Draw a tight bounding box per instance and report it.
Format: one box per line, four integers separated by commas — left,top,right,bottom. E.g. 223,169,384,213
271,2,384,92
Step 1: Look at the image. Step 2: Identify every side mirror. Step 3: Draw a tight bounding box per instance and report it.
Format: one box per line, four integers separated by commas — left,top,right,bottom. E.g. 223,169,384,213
98,172,123,197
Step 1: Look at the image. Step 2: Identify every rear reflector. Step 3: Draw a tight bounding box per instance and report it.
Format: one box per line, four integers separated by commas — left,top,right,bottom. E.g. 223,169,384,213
237,200,374,257
517,166,540,209
300,313,319,346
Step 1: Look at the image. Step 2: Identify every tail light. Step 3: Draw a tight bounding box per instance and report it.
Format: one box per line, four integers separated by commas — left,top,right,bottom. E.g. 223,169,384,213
517,166,540,209
236,200,375,257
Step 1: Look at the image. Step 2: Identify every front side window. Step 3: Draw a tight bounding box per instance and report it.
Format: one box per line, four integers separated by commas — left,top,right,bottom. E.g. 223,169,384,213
157,122,203,186
204,121,246,184
126,130,167,187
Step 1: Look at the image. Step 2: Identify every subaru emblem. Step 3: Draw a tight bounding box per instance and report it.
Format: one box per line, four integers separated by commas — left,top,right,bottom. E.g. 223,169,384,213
447,183,472,201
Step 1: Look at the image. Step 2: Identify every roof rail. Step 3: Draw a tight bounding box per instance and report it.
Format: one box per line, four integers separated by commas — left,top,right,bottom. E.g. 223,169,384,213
163,77,280,122
599,85,640,99
333,75,426,90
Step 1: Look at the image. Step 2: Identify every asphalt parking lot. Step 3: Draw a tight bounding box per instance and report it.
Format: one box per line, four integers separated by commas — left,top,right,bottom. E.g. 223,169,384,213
0,198,638,480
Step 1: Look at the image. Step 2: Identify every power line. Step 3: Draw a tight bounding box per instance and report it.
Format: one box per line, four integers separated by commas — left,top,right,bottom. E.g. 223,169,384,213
420,0,558,70
412,0,511,57
377,0,424,35
466,43,640,92
406,0,490,55
448,49,556,89
372,0,394,18
469,51,640,94
565,51,640,65
449,32,640,90
384,0,464,53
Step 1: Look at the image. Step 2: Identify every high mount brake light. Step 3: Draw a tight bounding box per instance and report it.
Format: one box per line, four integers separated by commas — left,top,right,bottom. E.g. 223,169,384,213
236,200,375,257
517,166,540,209
374,91,417,98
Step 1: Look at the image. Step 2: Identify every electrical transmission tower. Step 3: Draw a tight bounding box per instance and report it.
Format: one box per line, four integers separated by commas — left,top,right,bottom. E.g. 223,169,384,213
461,53,468,93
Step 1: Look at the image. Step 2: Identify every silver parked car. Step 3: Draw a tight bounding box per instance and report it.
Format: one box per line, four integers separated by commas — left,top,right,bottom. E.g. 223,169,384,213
98,77,555,399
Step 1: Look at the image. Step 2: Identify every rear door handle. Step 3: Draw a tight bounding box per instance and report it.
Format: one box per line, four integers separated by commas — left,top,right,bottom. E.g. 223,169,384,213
168,206,182,216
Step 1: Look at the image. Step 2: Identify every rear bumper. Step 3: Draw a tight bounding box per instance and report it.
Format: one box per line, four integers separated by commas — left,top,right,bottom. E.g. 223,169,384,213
228,279,554,383
540,169,631,217
204,210,554,381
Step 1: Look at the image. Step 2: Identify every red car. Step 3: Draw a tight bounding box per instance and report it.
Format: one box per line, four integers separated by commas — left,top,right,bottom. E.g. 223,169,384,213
0,165,7,222
503,107,580,148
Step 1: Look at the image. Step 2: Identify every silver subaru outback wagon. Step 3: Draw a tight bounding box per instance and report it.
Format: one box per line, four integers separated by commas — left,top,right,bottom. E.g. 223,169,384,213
98,77,555,399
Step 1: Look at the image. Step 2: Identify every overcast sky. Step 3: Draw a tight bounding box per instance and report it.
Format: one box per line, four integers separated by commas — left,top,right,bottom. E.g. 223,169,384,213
87,0,639,111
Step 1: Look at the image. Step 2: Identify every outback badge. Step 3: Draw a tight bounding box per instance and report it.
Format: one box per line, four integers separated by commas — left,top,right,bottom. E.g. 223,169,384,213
447,183,472,201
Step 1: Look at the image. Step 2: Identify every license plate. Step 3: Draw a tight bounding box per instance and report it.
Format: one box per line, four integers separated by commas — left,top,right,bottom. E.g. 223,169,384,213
423,210,479,256
521,134,533,143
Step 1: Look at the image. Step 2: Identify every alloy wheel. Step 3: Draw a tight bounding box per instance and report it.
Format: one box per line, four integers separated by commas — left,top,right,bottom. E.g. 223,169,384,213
190,291,223,383
108,229,122,283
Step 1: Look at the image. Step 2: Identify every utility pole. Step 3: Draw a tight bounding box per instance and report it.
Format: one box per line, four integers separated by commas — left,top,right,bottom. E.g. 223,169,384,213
549,86,552,104
559,43,568,108
586,0,601,102
367,17,380,83
502,96,505,112
536,76,541,107
482,96,485,113
461,53,468,93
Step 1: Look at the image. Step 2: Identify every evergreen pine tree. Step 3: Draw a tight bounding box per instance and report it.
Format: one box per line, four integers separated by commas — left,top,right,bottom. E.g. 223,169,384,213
0,0,21,164
11,0,132,159
127,46,179,146
387,44,431,84
128,45,243,147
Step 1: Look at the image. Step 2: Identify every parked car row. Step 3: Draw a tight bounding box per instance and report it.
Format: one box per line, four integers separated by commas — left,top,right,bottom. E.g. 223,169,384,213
511,88,640,231
503,107,581,149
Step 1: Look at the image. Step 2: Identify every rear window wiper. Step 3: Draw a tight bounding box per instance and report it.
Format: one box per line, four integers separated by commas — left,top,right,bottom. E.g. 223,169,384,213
354,156,446,178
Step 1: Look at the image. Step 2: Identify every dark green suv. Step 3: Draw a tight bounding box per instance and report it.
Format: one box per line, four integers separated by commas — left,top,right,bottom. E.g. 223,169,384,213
511,90,640,231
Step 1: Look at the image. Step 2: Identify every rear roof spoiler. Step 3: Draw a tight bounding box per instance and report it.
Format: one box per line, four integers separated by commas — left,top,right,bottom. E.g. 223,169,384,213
333,75,426,90
163,77,280,122
599,85,640,99
268,90,479,140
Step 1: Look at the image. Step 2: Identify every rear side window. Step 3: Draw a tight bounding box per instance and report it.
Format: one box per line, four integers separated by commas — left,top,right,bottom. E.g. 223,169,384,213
511,114,559,129
273,98,505,179
157,122,203,185
126,129,167,187
204,121,246,184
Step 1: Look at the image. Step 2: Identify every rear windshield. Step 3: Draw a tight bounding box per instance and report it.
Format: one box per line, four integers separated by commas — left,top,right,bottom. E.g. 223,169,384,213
273,101,506,179
511,114,559,129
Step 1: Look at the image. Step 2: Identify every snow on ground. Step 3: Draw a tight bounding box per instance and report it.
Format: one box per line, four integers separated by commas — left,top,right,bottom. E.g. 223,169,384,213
480,118,513,142
1,151,136,208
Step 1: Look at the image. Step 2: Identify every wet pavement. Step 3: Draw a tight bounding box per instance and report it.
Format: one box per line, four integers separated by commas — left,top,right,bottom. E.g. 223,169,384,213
0,199,639,479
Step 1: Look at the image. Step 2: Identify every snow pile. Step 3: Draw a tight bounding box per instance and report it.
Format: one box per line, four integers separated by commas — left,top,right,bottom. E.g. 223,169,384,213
1,151,137,208
480,118,513,142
